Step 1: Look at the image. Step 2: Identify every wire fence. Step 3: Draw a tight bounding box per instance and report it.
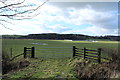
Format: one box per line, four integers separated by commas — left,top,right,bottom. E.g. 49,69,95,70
8,46,112,63
35,47,73,58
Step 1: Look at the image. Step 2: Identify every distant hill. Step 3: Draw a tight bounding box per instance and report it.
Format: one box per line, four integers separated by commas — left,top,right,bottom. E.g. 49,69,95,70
1,35,23,39
1,33,120,41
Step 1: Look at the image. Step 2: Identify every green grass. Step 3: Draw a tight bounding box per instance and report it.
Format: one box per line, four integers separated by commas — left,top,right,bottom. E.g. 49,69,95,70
2,39,119,79
3,58,78,79
2,39,119,59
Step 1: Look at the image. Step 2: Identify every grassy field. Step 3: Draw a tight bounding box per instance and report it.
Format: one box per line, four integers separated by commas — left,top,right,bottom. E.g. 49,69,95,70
2,39,119,59
2,39,120,79
3,58,78,79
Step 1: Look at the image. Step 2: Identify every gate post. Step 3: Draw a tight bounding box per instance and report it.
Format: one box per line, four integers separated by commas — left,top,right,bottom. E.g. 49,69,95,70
98,48,101,63
73,46,76,57
24,47,27,58
10,48,12,58
31,47,35,58
84,48,86,59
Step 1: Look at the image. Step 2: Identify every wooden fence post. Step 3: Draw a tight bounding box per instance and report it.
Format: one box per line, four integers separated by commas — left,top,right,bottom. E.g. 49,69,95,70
73,46,76,57
84,48,86,59
10,48,12,58
31,47,35,58
24,47,27,58
98,48,101,63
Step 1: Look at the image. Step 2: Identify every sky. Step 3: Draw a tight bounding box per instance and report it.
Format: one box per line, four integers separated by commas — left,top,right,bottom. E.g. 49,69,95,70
0,0,119,36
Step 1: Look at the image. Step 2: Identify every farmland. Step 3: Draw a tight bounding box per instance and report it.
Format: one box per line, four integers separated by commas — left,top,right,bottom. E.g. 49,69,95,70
2,39,119,59
2,39,120,79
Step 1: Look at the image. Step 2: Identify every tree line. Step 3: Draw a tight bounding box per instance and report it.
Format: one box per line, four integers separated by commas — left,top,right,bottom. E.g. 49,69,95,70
1,33,120,41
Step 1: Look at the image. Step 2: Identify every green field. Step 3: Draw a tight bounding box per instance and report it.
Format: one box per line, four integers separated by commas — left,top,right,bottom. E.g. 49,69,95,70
2,39,120,79
2,39,119,59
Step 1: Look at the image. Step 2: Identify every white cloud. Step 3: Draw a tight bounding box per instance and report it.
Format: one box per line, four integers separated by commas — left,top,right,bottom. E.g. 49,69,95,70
64,8,117,29
63,26,118,36
0,1,118,36
47,24,71,33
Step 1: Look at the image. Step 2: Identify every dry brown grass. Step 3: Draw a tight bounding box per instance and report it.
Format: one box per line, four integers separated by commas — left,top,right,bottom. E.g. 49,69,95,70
2,51,30,74
76,61,120,79
74,48,120,80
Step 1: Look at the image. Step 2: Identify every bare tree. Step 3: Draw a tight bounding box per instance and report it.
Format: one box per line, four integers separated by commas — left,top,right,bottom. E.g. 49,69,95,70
0,0,49,29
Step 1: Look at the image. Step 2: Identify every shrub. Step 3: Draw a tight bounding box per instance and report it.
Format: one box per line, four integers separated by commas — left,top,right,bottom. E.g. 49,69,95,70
73,57,120,79
2,51,30,74
102,48,120,62
2,51,17,74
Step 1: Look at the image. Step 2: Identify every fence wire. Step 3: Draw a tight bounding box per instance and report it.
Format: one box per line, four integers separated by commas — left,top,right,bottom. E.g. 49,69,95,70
35,47,73,58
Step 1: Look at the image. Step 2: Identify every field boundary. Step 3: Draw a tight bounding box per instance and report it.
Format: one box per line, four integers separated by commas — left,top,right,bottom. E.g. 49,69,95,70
10,47,35,60
10,46,111,63
73,46,111,63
